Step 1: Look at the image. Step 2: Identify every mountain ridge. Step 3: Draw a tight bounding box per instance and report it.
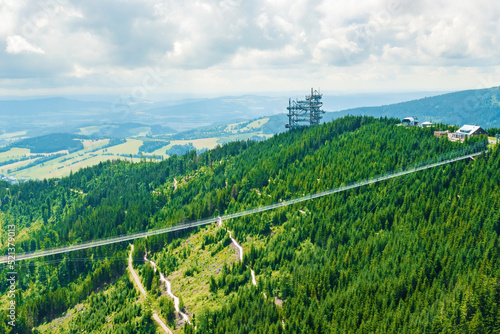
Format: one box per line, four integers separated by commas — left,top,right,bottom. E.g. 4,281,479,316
323,86,500,127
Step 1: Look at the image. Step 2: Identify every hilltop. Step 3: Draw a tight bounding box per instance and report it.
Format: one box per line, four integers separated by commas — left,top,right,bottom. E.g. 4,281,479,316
0,116,498,333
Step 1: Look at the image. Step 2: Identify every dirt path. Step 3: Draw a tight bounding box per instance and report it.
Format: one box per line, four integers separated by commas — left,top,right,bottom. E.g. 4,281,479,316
251,269,257,286
145,253,191,324
218,217,257,287
217,219,285,327
162,274,191,324
129,245,147,298
227,230,243,262
129,245,173,334
153,313,173,334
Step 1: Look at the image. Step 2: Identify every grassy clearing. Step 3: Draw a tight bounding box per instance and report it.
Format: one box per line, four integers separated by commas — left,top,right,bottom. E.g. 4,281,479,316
225,121,247,133
81,138,109,149
1,131,263,180
150,138,221,157
6,138,140,179
152,224,240,318
34,275,151,334
244,118,269,130
0,214,43,250
0,148,30,162
36,155,128,179
224,118,269,134
9,152,118,180
35,303,86,333
3,139,111,178
105,139,143,155
0,158,38,174
150,143,172,157
174,138,220,151
9,153,137,180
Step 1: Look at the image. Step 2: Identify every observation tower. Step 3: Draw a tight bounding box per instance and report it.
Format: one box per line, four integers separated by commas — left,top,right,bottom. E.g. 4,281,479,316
286,88,325,129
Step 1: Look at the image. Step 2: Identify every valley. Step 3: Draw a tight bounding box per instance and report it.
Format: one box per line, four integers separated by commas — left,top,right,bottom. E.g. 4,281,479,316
0,118,274,182
2,87,500,183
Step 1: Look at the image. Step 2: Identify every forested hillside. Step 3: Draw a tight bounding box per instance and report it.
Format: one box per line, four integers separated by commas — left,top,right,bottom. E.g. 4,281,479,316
0,134,85,154
199,139,500,333
0,116,498,333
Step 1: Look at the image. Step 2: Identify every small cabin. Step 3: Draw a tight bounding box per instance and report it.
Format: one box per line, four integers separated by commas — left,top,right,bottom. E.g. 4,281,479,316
402,117,419,126
421,121,433,128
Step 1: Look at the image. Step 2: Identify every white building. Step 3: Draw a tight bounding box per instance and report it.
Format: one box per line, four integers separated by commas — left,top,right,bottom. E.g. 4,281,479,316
449,125,487,141
402,117,419,126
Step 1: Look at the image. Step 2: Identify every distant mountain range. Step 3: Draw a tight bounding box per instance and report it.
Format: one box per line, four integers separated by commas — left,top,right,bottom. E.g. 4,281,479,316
0,97,111,136
0,95,285,140
1,87,499,181
323,86,500,128
0,87,498,146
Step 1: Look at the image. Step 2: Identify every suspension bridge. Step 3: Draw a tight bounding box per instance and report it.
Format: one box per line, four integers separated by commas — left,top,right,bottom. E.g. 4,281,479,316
0,143,488,265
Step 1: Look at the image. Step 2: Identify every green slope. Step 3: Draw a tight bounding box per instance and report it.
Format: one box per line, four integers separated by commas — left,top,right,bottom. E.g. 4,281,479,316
0,116,498,333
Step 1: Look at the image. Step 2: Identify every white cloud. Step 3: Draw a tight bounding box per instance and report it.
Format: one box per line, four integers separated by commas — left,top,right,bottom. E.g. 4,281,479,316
71,63,93,78
5,35,44,54
0,1,23,37
231,44,305,68
313,37,364,66
417,17,472,59
1,0,500,95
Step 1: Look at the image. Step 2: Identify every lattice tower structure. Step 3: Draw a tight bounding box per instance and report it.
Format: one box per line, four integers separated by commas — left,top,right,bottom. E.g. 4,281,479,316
286,88,325,129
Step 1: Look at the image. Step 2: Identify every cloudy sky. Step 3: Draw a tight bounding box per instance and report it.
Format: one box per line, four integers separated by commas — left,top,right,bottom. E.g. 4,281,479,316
1,0,500,97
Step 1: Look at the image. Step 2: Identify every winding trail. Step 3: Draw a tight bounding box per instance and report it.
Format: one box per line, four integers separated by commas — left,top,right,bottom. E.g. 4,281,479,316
227,230,243,262
129,245,146,298
129,245,173,334
144,252,191,324
251,269,257,286
163,275,190,324
219,217,283,327
218,217,257,287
